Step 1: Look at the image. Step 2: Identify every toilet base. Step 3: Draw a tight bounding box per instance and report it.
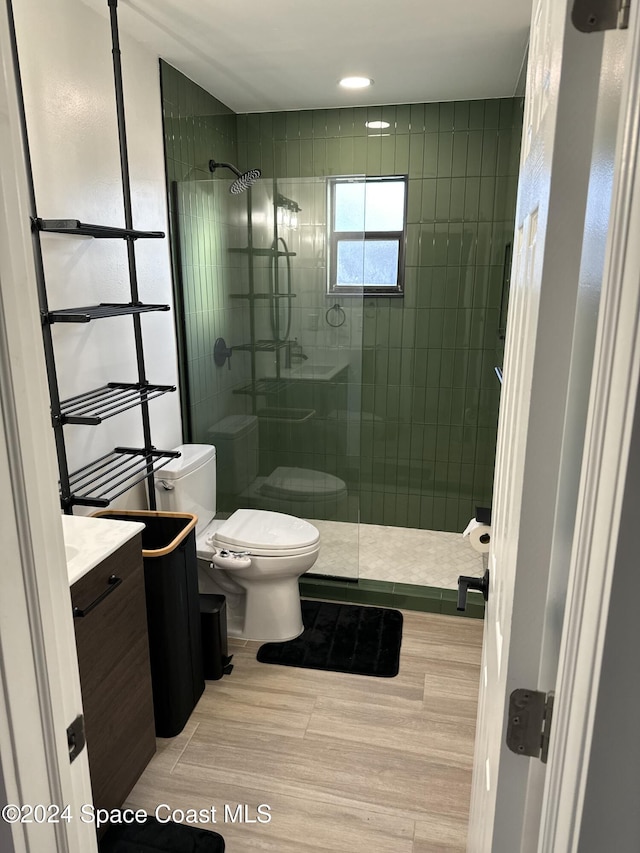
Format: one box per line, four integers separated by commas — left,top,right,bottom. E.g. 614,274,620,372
197,559,306,642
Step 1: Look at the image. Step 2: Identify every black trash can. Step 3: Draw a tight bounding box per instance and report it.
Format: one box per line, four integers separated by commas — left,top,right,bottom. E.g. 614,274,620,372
199,594,233,680
93,510,204,737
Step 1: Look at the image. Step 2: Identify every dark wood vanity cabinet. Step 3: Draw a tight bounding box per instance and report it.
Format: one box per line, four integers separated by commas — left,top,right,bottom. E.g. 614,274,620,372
71,534,155,815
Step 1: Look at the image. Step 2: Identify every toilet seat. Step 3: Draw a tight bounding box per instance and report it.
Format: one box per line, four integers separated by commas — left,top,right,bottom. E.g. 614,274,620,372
259,467,347,501
196,509,320,560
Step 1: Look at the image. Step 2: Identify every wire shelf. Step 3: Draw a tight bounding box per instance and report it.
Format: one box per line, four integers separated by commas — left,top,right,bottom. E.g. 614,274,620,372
233,378,292,396
60,382,176,425
67,447,180,508
233,339,289,353
35,219,165,239
47,303,170,323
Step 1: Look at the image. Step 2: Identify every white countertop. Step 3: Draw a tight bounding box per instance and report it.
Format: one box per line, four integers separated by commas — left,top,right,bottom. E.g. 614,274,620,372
62,514,145,586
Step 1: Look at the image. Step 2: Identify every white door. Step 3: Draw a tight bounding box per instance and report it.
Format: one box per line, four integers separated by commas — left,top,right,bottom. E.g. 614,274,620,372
467,0,620,849
0,2,97,851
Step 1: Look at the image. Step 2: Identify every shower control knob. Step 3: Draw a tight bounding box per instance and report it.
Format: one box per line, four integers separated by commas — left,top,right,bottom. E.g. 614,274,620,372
457,569,489,612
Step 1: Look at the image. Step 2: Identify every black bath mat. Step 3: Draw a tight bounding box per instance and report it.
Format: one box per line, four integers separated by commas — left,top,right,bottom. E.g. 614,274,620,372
257,600,403,677
99,814,224,852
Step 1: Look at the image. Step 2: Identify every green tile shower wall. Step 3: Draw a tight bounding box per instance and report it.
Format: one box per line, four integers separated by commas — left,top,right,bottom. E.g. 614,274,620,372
160,60,247,441
238,99,523,532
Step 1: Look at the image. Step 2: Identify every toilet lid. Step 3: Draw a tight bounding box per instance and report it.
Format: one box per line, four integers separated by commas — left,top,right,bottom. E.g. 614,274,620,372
214,508,319,552
260,467,347,500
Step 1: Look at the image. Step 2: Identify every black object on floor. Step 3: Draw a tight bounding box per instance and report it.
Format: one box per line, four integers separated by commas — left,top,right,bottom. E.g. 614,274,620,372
99,815,224,852
257,600,403,677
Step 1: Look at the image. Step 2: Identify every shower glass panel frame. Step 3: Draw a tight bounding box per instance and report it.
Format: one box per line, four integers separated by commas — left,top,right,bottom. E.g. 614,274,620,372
172,175,365,580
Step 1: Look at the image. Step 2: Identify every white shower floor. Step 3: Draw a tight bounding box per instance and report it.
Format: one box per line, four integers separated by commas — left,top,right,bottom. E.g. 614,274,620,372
306,519,485,590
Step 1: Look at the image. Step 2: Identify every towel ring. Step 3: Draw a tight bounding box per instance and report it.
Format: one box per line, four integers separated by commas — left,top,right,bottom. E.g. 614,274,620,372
326,303,346,328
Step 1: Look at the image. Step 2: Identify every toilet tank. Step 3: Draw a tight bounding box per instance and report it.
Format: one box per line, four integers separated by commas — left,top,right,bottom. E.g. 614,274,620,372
208,414,258,494
154,444,216,534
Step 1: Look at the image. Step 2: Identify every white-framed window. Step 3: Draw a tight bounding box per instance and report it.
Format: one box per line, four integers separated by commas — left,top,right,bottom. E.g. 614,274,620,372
327,175,408,297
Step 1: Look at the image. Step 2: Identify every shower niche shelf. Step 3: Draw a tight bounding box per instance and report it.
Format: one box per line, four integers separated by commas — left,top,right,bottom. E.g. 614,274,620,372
21,0,177,513
35,218,165,240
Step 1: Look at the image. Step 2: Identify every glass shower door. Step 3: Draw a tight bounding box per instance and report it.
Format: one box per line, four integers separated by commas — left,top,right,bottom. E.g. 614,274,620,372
172,174,364,580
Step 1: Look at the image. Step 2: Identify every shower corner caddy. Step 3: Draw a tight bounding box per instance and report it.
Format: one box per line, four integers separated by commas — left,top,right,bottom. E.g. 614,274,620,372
19,0,178,513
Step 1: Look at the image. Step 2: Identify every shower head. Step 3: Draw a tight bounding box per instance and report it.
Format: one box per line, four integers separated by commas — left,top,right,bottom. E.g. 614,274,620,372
209,159,261,194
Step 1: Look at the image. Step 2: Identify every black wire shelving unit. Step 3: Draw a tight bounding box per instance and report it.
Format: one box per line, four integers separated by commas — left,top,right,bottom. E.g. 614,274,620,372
11,0,178,512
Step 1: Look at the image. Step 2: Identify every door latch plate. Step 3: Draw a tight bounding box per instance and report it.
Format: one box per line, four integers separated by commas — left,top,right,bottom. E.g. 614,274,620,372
506,689,554,763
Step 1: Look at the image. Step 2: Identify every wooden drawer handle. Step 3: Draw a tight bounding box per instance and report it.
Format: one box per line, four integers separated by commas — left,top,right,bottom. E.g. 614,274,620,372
73,575,123,618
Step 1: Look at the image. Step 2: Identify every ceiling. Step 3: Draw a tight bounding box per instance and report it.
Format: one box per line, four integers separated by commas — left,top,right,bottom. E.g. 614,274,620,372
83,0,532,114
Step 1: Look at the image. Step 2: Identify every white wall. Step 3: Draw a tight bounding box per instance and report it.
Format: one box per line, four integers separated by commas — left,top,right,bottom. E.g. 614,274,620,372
12,0,182,510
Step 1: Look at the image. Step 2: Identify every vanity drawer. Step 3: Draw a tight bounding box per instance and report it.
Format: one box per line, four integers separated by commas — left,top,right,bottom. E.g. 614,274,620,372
71,534,155,820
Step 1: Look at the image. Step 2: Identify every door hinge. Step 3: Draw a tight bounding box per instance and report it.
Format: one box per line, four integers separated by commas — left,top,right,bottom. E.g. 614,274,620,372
506,689,554,763
67,714,86,764
572,0,631,32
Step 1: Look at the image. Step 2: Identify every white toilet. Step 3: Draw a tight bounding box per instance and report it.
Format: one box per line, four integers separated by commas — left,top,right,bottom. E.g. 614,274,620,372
208,414,349,520
154,444,319,642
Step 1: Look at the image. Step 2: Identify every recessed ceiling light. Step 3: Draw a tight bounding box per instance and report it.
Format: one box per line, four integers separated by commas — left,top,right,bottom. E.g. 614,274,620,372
365,120,390,129
339,76,373,89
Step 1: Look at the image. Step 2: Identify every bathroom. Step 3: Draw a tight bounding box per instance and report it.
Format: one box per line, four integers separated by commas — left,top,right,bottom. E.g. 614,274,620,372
164,64,519,605
1,0,530,849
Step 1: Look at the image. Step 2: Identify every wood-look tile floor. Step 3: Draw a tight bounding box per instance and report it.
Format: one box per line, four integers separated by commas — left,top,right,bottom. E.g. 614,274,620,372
125,608,483,853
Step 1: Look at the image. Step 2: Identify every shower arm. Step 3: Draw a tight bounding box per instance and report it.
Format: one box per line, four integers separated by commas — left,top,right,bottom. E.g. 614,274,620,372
209,160,242,178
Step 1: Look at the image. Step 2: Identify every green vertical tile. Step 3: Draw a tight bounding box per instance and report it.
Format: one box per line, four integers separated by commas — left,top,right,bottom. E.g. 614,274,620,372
285,112,300,141
484,100,500,129
421,179,436,221
450,177,465,220
313,110,327,138
353,137,368,173
339,108,354,135
469,100,485,129
286,139,301,176
481,132,499,176
409,134,425,178
454,101,470,130
424,102,439,132
410,103,425,132
423,133,438,178
452,133,468,177
435,178,451,221
380,136,396,174
327,138,341,174
339,136,355,174
395,135,410,173
300,139,314,177
396,105,411,134
467,130,483,176
439,102,455,131
326,109,341,137
352,107,368,136
299,110,314,138
313,138,327,175
437,132,453,177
